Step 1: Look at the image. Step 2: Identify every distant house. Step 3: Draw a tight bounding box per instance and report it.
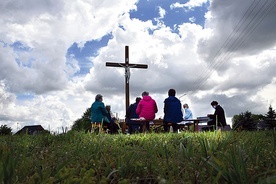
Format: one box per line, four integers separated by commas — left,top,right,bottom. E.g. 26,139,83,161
16,125,45,135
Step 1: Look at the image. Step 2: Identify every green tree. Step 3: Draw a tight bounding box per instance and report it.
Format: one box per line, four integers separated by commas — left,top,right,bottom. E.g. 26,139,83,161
71,108,91,132
264,105,276,129
232,111,261,131
265,105,276,119
0,124,12,135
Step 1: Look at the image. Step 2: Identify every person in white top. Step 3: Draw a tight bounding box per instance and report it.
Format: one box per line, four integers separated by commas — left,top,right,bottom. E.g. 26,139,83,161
183,103,193,120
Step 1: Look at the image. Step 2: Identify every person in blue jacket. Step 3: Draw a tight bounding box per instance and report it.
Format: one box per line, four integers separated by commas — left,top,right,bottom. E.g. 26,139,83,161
126,97,142,134
163,89,183,133
90,94,111,132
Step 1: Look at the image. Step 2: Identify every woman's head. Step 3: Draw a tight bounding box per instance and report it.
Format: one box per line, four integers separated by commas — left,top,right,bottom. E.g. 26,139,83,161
141,91,149,97
183,103,189,109
106,105,111,112
95,94,103,101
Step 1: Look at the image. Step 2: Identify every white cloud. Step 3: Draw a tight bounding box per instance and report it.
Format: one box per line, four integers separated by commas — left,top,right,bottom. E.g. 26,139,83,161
0,0,139,93
170,0,209,11
189,17,196,23
158,6,166,19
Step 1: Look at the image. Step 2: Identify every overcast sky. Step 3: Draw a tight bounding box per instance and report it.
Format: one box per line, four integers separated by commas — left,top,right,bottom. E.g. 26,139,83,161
1,0,275,133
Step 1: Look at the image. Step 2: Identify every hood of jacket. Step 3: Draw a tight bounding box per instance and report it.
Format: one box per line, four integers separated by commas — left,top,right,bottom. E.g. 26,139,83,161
143,95,152,101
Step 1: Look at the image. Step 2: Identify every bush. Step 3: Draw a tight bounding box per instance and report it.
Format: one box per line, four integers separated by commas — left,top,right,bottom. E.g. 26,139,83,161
0,125,12,135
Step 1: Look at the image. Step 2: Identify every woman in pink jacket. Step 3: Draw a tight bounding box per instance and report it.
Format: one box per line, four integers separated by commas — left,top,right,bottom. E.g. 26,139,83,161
136,91,158,131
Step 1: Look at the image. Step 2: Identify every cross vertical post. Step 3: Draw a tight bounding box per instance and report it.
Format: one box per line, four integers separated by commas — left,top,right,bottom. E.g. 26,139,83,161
106,45,148,115
125,46,130,112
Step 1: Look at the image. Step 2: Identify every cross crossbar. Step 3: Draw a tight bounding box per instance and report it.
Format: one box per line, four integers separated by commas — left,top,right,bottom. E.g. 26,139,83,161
105,46,148,114
106,62,148,68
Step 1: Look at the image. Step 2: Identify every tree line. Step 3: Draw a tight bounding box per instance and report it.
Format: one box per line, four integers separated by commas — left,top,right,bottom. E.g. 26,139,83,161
0,105,275,135
232,105,276,131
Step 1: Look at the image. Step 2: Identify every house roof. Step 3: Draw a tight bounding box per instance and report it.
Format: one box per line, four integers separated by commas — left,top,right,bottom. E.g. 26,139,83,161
16,125,45,135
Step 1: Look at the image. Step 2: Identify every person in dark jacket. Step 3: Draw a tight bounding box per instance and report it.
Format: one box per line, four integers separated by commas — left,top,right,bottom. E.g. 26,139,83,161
90,94,110,132
126,97,142,134
207,101,227,127
163,89,183,133
105,105,119,134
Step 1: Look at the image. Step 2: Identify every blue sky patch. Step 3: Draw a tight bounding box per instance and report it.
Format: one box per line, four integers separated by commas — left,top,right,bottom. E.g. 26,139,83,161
66,33,113,75
16,93,35,102
130,0,208,31
11,41,31,52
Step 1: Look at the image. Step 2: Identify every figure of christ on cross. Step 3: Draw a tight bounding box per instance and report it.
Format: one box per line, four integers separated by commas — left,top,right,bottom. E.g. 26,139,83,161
106,45,148,115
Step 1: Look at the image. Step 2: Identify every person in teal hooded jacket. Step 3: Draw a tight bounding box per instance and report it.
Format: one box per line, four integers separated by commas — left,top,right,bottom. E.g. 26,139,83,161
90,94,111,131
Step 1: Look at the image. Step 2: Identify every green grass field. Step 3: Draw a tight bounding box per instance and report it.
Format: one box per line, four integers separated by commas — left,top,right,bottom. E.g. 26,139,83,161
1,130,275,184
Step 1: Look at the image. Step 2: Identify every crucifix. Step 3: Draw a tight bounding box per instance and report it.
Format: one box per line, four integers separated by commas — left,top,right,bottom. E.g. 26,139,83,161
106,46,148,114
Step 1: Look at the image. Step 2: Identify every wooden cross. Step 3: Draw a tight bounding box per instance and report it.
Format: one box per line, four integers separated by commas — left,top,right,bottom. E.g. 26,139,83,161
106,46,148,114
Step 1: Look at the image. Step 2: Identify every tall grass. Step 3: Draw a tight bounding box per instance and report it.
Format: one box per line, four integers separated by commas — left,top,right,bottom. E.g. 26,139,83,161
0,130,275,183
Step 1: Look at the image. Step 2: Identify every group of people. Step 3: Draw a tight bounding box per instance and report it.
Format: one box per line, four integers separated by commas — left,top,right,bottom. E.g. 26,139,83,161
125,91,158,133
90,94,119,134
90,89,227,134
125,89,195,133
